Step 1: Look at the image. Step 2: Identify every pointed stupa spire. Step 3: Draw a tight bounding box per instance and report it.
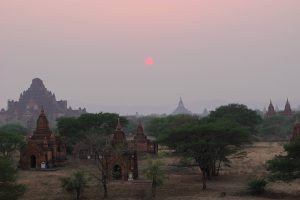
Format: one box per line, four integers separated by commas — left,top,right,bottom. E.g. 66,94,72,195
284,98,292,115
171,97,193,115
137,120,144,135
266,99,276,117
116,118,122,131
36,107,49,130
112,118,127,146
134,120,147,141
285,98,291,108
179,96,183,105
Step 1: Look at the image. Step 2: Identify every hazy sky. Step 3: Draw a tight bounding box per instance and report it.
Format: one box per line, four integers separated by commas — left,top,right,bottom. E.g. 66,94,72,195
1,0,300,114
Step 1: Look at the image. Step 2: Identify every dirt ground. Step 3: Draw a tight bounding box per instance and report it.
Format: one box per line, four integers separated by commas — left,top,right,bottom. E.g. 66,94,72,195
17,142,300,200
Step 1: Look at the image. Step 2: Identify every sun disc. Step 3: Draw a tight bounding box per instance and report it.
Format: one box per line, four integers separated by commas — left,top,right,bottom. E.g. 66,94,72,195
145,57,154,65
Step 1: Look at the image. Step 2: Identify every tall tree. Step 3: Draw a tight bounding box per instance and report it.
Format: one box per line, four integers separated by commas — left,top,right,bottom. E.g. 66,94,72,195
144,157,167,198
159,120,251,190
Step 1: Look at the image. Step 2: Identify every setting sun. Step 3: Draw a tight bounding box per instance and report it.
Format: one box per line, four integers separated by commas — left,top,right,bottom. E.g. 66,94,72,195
145,57,154,65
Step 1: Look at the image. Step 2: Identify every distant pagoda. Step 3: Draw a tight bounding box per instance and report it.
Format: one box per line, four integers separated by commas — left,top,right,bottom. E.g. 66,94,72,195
0,78,86,130
265,98,293,117
171,97,193,115
266,100,276,117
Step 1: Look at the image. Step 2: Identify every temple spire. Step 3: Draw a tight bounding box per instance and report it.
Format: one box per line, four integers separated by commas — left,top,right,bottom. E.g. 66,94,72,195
112,118,127,146
283,98,292,115
137,121,144,135
116,118,122,131
266,99,276,117
171,97,192,115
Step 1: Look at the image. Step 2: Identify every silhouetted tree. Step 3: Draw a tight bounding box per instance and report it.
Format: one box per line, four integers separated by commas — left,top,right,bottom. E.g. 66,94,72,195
159,119,251,190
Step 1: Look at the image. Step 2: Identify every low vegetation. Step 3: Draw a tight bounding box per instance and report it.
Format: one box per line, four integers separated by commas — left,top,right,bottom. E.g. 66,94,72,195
0,157,25,200
267,137,300,181
60,170,90,200
247,178,267,195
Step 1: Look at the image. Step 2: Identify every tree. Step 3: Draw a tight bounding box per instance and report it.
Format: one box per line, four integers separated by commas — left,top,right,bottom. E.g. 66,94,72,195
144,157,167,198
209,104,262,133
57,113,128,198
0,124,26,158
146,115,199,137
159,119,251,190
256,115,294,140
0,157,25,200
267,137,300,181
84,129,133,199
56,113,128,153
60,170,89,200
84,131,110,199
0,124,27,135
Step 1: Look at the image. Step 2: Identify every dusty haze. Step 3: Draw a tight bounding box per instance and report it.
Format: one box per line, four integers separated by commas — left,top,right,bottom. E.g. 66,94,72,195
1,0,300,114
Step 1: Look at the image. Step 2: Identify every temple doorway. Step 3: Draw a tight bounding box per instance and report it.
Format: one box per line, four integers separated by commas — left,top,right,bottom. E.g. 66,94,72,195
112,165,122,180
30,155,36,168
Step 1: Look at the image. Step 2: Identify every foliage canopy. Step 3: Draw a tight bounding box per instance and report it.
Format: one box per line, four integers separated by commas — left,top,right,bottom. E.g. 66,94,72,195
0,157,25,200
267,138,300,181
0,124,26,158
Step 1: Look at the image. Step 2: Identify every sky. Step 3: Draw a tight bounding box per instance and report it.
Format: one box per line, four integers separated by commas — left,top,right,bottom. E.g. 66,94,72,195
1,0,300,115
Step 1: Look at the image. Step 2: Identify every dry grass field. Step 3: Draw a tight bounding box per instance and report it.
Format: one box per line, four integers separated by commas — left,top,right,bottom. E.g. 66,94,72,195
17,142,300,200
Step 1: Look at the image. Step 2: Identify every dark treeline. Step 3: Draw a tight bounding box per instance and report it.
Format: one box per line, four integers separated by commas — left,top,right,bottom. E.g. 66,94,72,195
145,104,262,189
56,113,128,153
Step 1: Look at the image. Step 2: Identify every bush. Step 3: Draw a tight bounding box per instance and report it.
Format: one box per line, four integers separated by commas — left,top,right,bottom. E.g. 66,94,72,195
60,170,89,200
0,158,26,200
247,178,267,195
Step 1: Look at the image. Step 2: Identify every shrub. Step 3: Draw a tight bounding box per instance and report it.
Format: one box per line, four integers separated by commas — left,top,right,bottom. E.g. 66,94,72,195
60,170,89,200
247,178,267,195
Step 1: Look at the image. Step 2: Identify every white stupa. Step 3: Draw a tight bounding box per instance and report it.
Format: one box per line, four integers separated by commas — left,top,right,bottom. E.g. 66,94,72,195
171,97,193,115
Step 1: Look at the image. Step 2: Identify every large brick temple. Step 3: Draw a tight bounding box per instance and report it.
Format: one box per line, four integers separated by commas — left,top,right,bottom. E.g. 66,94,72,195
20,109,67,169
0,78,86,130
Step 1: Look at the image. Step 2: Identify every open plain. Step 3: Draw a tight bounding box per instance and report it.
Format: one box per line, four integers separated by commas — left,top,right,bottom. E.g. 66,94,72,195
17,142,300,200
